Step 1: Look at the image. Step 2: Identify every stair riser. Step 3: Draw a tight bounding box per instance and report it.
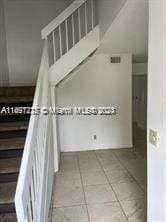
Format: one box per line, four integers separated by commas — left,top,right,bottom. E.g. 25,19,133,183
0,131,27,139
0,115,30,123
0,173,18,183
0,101,33,108
0,150,23,159
0,204,15,214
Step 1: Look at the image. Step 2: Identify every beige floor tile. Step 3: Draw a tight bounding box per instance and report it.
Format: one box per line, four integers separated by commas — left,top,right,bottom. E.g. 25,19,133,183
87,202,127,222
120,199,147,222
105,169,134,184
78,151,97,159
100,159,124,171
79,159,102,172
60,154,79,173
128,167,147,181
53,185,85,207
81,170,108,186
55,172,82,187
114,150,138,160
137,180,147,193
59,162,80,173
120,159,146,171
112,148,133,155
84,184,117,204
112,182,144,201
52,205,89,222
95,150,117,161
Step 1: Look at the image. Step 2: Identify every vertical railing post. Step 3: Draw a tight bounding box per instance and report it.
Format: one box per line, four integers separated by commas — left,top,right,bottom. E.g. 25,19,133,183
59,25,62,57
52,31,56,63
91,0,94,29
65,20,69,52
85,2,88,35
72,14,75,46
78,8,81,40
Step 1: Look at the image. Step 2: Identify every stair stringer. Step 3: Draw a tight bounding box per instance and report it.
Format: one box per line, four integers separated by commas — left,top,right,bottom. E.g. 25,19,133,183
49,25,100,86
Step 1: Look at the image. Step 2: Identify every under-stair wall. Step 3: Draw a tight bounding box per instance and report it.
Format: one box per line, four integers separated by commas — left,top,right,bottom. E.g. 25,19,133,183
57,53,132,152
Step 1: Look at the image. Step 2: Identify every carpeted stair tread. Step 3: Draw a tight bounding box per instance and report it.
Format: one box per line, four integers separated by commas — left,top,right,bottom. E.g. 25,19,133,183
0,121,28,132
0,96,33,104
0,213,17,222
0,158,21,174
0,138,25,151
0,182,16,204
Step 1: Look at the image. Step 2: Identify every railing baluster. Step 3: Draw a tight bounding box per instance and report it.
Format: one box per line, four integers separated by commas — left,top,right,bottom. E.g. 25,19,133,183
85,2,88,35
30,177,37,221
27,204,32,222
27,199,33,222
59,25,62,57
91,0,94,29
72,14,75,46
65,20,69,52
78,8,81,40
52,31,56,63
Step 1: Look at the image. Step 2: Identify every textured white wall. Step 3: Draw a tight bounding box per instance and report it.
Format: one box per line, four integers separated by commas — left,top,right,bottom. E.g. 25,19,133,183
0,0,9,86
57,54,132,152
148,0,166,221
4,0,73,86
97,0,148,63
97,0,126,39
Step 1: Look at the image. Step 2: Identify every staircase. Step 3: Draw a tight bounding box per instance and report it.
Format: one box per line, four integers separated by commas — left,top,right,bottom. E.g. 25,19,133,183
10,0,100,221
0,87,35,221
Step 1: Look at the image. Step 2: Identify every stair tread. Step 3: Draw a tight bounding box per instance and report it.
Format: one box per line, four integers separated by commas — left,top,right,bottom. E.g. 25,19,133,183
0,182,16,204
0,96,33,103
0,213,17,222
0,158,21,174
0,121,28,132
0,138,25,151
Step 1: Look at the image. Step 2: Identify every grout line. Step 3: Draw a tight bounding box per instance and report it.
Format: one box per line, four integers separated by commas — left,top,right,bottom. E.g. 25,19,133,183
94,151,129,222
53,203,88,209
76,152,91,222
113,152,147,195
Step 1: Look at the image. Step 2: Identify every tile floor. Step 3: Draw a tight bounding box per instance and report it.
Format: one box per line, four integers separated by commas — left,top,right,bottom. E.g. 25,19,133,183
52,127,147,222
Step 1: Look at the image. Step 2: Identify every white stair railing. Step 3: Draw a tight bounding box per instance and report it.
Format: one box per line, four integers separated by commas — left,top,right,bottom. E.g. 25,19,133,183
15,41,54,222
15,1,99,221
42,0,97,67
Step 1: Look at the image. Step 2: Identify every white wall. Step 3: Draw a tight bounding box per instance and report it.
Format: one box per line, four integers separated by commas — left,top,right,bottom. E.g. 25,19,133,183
57,54,132,152
4,0,73,86
97,0,126,39
0,0,9,86
97,0,148,63
148,0,166,221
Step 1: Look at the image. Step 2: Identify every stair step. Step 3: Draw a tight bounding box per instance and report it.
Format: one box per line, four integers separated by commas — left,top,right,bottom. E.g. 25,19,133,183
0,86,35,96
0,96,33,104
0,182,16,205
0,138,25,151
0,158,21,174
0,122,28,132
0,213,17,222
